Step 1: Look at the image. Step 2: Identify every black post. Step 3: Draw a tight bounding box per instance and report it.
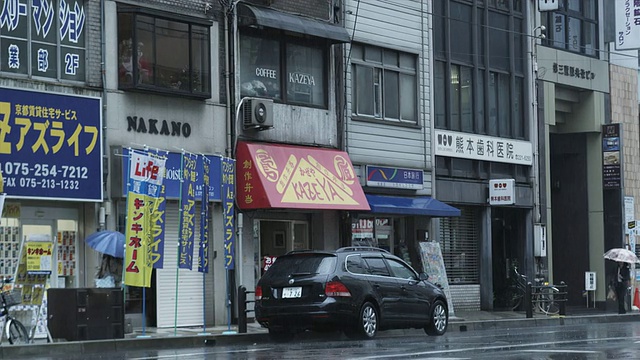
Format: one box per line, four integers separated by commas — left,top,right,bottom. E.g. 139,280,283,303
238,285,247,333
559,281,566,316
525,282,533,318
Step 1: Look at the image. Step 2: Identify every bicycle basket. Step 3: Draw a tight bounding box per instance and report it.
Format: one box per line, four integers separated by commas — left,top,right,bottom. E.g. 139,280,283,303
2,288,22,307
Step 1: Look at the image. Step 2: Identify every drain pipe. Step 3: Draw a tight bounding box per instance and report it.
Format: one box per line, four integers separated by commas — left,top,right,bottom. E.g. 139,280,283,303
100,0,109,231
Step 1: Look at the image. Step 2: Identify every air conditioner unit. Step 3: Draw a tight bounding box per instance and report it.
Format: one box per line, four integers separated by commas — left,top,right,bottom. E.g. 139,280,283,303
242,97,273,130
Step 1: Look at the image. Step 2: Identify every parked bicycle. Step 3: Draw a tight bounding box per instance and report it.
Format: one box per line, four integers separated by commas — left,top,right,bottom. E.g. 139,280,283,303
1,278,29,345
509,266,560,315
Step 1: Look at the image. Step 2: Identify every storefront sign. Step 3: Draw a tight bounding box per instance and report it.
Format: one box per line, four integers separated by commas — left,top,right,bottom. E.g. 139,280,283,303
0,88,102,201
489,179,515,205
26,241,53,274
122,148,221,201
552,63,595,80
0,0,86,80
126,116,192,138
434,130,533,166
615,0,640,50
124,150,166,288
149,151,167,269
365,166,423,190
625,196,635,235
198,156,211,273
178,153,197,270
602,124,621,188
222,157,235,270
236,141,369,210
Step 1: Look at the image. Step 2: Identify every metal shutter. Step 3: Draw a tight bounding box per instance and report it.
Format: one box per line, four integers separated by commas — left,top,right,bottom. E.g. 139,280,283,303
438,206,480,285
156,201,207,328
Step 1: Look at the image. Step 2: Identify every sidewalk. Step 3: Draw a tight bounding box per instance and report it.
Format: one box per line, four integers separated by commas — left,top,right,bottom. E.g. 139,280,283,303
2,307,639,359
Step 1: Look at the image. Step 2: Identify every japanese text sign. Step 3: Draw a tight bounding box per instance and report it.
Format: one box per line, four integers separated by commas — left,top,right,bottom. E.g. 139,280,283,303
121,148,221,201
124,150,166,287
236,141,369,210
26,241,53,274
198,156,211,273
178,153,197,270
615,0,640,50
222,157,235,270
434,130,532,166
0,87,102,201
148,150,167,269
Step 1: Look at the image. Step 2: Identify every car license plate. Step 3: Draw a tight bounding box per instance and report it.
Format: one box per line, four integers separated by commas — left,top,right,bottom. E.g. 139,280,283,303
282,287,302,298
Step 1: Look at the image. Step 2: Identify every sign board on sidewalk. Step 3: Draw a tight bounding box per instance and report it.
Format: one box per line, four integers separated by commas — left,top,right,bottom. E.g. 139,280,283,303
585,271,596,291
419,242,455,317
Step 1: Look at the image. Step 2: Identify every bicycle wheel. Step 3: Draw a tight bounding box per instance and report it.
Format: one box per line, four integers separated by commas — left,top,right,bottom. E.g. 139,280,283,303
510,286,525,311
537,287,560,315
7,318,29,345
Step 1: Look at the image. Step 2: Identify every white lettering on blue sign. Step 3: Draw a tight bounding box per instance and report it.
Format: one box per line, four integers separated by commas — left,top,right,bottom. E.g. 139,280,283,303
59,0,85,43
0,0,27,32
32,0,54,37
37,48,48,72
64,53,79,75
8,44,19,68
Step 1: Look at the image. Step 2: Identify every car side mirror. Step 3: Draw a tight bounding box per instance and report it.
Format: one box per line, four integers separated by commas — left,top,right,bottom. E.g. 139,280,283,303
419,273,429,281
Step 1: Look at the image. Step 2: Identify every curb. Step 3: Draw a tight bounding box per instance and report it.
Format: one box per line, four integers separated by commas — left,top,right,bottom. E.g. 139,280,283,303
1,332,271,359
3,313,639,358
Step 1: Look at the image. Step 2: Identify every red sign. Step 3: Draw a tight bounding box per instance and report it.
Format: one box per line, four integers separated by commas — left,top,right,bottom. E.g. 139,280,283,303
237,141,370,210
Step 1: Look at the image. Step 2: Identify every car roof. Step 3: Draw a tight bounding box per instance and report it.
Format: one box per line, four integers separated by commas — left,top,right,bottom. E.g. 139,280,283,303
284,246,391,257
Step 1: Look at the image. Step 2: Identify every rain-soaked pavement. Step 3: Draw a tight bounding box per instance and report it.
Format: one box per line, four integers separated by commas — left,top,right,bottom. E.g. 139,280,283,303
22,321,640,360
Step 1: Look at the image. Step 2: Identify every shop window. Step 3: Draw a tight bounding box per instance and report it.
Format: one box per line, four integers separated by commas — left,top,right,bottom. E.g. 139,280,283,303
0,0,86,81
351,43,417,124
239,33,327,108
117,7,211,99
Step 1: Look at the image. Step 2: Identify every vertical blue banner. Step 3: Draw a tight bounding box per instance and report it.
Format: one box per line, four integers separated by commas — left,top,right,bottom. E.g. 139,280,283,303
178,153,197,270
198,156,211,273
222,157,235,270
150,150,168,269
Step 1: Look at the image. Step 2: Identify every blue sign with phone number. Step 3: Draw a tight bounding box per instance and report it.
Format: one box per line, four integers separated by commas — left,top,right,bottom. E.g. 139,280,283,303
0,87,102,201
121,148,222,201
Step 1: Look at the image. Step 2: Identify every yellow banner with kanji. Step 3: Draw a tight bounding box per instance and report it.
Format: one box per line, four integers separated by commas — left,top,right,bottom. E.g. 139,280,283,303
124,192,153,287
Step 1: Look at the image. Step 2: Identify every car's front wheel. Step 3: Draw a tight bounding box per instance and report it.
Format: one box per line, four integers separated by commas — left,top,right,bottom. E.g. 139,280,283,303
424,300,448,336
347,301,378,339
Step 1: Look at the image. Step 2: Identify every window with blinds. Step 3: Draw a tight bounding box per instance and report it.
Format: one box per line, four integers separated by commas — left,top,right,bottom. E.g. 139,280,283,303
439,207,480,285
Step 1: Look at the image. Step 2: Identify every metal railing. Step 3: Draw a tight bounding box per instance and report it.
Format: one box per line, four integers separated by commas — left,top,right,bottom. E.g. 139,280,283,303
525,281,568,318
237,285,255,333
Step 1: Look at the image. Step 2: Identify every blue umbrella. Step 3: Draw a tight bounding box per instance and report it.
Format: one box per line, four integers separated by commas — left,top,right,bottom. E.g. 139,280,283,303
85,231,125,258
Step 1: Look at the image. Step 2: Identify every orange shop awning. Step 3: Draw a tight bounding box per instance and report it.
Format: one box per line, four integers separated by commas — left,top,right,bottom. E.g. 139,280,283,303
236,141,370,211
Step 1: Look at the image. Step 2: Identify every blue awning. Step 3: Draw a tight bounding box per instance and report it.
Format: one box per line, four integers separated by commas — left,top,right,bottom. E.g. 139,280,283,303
365,194,461,217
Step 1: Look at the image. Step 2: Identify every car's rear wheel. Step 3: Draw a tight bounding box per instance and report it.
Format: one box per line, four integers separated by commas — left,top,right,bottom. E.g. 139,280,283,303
268,327,294,342
348,301,378,339
424,300,448,336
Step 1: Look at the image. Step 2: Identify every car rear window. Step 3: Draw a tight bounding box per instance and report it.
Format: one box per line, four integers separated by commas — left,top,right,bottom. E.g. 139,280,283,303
265,254,337,277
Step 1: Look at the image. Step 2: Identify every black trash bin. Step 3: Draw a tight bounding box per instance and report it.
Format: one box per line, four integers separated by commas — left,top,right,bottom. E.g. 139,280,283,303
48,288,124,341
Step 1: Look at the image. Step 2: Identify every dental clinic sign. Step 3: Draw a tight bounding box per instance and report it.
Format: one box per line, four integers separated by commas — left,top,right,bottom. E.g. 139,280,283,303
489,179,515,206
435,130,533,166
615,0,640,50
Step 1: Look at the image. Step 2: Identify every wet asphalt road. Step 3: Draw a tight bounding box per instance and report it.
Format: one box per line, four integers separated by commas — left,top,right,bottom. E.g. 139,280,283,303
25,321,640,360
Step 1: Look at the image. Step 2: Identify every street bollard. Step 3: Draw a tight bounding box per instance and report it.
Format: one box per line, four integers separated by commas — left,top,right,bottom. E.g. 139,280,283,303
525,282,533,319
238,286,247,334
559,281,566,316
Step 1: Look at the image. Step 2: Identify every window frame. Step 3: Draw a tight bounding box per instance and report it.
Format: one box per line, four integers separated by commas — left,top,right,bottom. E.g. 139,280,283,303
117,6,212,99
542,0,598,56
239,28,330,109
350,43,419,126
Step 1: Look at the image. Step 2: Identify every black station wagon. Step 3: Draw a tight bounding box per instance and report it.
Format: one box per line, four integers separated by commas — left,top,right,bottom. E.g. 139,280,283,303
254,247,448,340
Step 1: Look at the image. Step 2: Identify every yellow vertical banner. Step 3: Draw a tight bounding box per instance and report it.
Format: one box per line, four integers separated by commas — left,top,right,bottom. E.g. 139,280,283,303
124,150,166,288
124,192,152,287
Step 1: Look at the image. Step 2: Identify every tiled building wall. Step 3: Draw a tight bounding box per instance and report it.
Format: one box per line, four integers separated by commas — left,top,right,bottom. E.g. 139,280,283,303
611,64,640,224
